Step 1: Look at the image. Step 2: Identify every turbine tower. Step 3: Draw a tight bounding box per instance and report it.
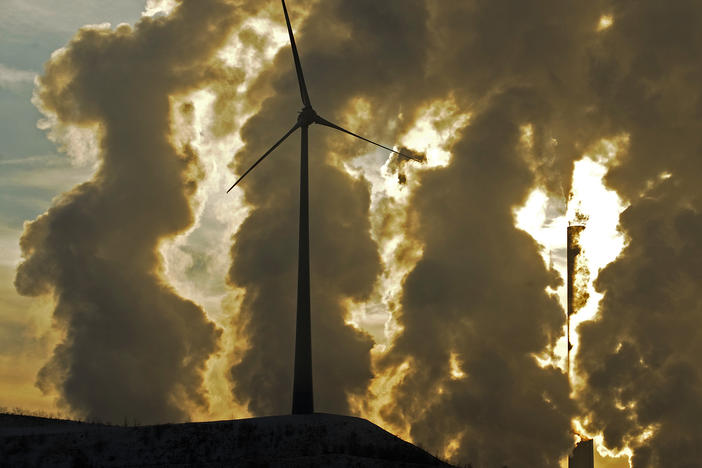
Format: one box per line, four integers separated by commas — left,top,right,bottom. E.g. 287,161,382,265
227,0,421,415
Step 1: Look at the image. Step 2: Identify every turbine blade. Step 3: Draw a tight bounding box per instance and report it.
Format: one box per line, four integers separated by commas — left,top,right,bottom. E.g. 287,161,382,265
314,115,424,162
227,123,300,193
281,0,311,107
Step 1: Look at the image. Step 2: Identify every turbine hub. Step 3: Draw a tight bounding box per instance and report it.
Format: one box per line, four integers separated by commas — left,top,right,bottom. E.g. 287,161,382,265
297,106,317,127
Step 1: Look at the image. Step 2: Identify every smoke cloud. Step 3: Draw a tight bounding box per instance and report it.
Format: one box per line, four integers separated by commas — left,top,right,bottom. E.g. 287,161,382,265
12,0,702,465
226,0,431,415
227,0,603,465
567,224,589,318
575,1,702,466
377,91,575,468
15,0,243,424
366,1,612,466
366,1,701,465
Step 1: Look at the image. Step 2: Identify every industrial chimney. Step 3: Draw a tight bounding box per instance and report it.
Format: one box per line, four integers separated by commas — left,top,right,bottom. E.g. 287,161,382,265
566,224,585,380
566,224,593,468
569,439,594,468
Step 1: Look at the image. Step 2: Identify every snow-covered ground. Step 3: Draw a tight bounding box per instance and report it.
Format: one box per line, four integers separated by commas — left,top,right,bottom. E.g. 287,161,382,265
1,412,454,467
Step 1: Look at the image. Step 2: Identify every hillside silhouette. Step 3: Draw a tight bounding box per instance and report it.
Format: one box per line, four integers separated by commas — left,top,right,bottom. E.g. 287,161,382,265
1,412,455,467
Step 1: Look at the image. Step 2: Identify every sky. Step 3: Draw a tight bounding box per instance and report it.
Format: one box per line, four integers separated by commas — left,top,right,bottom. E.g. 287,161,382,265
1,1,701,467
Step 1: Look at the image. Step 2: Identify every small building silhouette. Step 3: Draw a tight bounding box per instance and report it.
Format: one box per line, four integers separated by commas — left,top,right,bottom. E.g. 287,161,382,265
568,438,594,468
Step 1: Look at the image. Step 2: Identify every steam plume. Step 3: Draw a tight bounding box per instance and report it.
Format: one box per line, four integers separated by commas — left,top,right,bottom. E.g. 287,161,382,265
226,0,430,415
15,0,241,423
575,1,702,466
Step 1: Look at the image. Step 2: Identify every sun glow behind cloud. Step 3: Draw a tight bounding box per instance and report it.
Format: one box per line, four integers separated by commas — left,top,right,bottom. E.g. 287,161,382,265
342,96,471,446
160,89,250,420
514,136,629,369
514,136,631,464
5,0,697,465
142,0,178,18
597,14,614,32
342,95,471,346
566,138,629,347
156,10,293,421
449,351,467,380
400,96,471,170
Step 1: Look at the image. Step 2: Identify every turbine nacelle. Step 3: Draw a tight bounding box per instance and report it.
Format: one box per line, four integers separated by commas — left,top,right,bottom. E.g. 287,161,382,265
297,106,318,127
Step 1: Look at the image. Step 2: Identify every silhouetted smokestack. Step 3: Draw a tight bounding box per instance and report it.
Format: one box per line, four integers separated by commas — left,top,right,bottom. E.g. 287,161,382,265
568,439,594,468
567,225,585,317
566,224,585,381
566,227,592,468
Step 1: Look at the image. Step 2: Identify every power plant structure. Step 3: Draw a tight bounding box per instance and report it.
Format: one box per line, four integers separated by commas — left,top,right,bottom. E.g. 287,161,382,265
566,224,593,468
566,223,585,380
569,438,594,468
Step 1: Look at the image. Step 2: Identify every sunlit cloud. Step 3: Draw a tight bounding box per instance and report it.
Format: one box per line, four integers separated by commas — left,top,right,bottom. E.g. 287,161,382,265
217,15,289,79
142,0,177,17
514,137,629,374
448,352,466,380
160,89,251,421
0,63,36,90
597,14,614,31
156,10,294,420
400,95,471,170
443,434,463,460
515,137,631,465
343,96,473,453
349,359,413,441
340,95,471,351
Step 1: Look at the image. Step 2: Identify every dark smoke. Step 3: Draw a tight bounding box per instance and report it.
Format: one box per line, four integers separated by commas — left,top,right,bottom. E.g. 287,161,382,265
371,1,611,465
14,0,243,424
225,0,610,465
378,90,575,468
14,0,701,465
574,1,702,466
371,1,702,465
567,224,589,318
226,0,431,415
577,187,702,467
386,148,426,186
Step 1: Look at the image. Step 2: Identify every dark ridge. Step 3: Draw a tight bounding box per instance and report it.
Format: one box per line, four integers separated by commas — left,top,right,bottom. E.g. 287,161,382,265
1,412,456,467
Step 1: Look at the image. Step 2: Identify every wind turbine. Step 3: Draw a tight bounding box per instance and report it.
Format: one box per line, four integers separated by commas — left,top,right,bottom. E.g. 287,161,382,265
227,0,422,415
